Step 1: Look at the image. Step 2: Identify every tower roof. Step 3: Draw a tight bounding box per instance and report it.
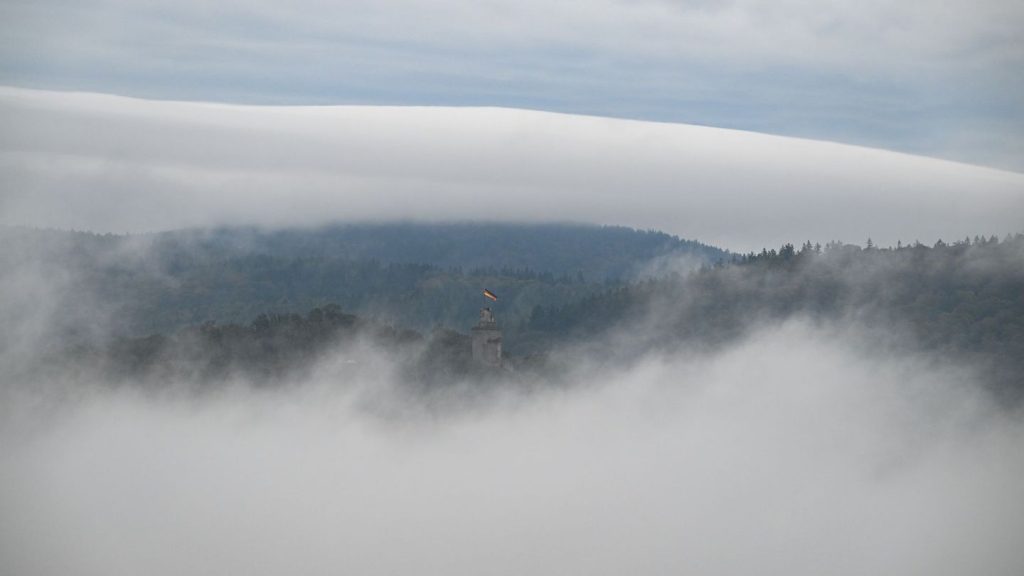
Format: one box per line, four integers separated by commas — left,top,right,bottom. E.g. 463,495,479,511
474,306,498,329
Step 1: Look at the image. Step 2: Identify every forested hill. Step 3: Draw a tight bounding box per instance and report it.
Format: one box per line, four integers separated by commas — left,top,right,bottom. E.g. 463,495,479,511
150,222,727,280
9,226,1023,396
526,235,1024,397
0,223,725,338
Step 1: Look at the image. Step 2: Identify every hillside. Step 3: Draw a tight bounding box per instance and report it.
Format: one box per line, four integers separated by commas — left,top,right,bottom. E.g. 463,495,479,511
151,222,725,279
527,235,1024,397
16,230,1023,399
0,223,723,340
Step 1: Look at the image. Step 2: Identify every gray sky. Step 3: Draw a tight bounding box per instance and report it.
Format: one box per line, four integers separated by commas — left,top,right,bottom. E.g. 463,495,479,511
1,0,1022,170
2,87,1022,252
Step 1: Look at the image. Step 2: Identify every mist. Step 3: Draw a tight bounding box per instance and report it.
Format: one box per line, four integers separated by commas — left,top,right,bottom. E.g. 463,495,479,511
2,319,1023,575
3,229,1024,574
3,87,1023,252
2,85,1023,572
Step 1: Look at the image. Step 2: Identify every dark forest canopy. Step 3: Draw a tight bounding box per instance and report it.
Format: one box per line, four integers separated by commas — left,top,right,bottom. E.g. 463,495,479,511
54,305,483,388
3,221,724,278
177,222,728,277
12,229,1019,399
0,223,725,337
527,234,1024,397
3,223,1022,398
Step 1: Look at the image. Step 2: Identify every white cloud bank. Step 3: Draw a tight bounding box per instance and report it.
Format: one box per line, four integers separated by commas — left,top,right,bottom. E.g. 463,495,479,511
1,87,1022,251
2,322,1023,575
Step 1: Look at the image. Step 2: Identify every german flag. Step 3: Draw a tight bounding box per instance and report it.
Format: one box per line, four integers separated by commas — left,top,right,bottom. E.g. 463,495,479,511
483,289,498,301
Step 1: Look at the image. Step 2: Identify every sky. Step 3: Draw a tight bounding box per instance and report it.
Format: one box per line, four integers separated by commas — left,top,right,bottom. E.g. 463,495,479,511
1,0,1022,171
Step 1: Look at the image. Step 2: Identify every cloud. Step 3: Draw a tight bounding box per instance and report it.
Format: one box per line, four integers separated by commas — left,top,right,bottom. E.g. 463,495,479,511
0,0,1021,168
2,321,1023,575
2,87,1023,252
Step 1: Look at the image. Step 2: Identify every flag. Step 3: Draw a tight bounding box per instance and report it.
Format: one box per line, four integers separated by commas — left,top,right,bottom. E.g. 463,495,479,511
483,289,498,301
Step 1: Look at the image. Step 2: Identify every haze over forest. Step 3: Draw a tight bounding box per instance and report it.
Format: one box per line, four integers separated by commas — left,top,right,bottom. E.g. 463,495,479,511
2,2,1024,574
3,219,1024,575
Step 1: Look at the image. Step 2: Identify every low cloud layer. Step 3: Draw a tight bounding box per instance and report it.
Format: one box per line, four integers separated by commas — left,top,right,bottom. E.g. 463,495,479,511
2,87,1023,252
2,322,1023,575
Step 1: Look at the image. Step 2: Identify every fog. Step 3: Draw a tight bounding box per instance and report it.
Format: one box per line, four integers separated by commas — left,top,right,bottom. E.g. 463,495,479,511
3,83,1024,574
3,87,1023,252
2,320,1023,575
2,225,1024,574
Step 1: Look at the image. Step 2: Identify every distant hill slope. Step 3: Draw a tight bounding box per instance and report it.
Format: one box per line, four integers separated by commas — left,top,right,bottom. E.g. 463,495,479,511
157,222,726,280
1,223,725,340
526,236,1024,397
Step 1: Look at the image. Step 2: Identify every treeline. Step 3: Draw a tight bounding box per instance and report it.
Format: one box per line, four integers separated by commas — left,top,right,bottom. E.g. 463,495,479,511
1,223,724,340
93,255,603,340
527,235,1024,395
9,224,1023,396
174,222,727,279
55,304,499,386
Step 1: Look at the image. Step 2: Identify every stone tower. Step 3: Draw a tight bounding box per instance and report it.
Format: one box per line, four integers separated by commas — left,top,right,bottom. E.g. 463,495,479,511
471,307,502,368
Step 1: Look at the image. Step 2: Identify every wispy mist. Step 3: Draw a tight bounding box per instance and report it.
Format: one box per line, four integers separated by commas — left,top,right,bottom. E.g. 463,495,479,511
2,321,1023,575
2,107,1023,572
3,225,1024,574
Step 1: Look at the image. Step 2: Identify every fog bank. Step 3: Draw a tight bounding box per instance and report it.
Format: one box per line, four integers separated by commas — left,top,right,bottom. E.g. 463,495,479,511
2,87,1023,251
2,322,1022,575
